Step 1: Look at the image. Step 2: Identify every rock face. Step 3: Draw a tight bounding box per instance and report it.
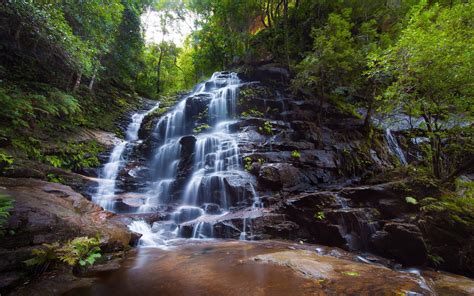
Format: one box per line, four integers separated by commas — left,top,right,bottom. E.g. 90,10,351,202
0,177,134,292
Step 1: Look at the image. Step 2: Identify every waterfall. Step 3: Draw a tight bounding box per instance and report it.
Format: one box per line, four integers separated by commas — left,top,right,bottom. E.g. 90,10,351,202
93,103,159,211
126,72,261,246
385,128,408,166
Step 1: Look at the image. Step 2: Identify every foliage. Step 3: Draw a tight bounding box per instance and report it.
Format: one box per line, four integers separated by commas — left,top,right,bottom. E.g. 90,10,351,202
244,157,265,172
405,196,418,205
0,150,14,171
24,243,60,273
24,236,102,273
45,141,104,171
58,236,102,267
314,211,325,221
291,150,301,159
46,173,65,184
421,194,474,228
241,108,264,118
259,121,273,135
374,2,474,178
341,271,360,277
292,9,361,107
0,194,14,237
0,85,81,133
193,124,211,133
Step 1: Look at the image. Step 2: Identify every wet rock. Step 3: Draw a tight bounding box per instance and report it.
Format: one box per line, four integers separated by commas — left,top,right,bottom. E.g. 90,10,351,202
202,203,222,214
152,221,177,232
258,163,310,192
174,136,197,195
252,249,432,295
323,208,380,251
185,93,212,120
75,258,123,278
169,206,204,223
370,222,427,266
423,270,474,296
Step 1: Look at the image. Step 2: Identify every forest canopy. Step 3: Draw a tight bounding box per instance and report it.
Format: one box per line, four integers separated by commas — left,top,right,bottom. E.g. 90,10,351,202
0,0,472,180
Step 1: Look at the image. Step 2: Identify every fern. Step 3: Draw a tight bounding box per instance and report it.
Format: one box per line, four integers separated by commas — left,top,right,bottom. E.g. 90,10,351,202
24,243,60,274
0,194,14,236
58,236,102,267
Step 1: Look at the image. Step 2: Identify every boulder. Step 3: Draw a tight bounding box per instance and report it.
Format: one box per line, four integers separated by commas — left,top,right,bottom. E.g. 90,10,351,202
258,163,310,192
370,222,427,266
0,178,133,281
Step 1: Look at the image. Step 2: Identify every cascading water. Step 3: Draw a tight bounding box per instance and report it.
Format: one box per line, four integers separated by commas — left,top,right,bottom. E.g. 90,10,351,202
385,128,408,165
93,103,159,211
129,72,260,246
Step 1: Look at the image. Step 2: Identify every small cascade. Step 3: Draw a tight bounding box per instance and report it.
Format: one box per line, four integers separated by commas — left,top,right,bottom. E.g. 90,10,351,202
239,184,263,241
385,128,408,165
93,103,159,211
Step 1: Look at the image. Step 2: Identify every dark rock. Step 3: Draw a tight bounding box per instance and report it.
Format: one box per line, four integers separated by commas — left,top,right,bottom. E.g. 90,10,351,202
74,258,123,278
370,222,427,266
173,136,197,196
129,231,143,246
185,93,212,120
239,64,290,86
0,272,23,292
2,167,45,179
202,203,222,214
258,163,310,192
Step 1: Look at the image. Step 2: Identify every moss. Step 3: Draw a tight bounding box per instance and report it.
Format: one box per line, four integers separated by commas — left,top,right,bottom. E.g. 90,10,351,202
241,108,264,118
193,124,211,133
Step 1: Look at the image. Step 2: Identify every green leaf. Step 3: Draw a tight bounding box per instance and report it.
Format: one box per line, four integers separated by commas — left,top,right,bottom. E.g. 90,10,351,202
405,196,418,205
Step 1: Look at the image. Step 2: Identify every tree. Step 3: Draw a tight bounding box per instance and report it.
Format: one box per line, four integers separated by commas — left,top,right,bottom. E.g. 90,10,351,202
292,9,361,121
378,2,474,178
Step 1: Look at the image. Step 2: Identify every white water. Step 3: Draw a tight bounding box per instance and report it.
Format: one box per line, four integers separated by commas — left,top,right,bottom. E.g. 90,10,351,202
128,72,261,246
385,128,408,166
93,103,159,211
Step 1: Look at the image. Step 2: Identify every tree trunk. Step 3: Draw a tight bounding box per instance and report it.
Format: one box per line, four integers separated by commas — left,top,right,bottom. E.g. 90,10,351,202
88,73,96,91
156,46,164,94
72,72,82,92
364,81,376,134
423,113,442,178
283,0,290,69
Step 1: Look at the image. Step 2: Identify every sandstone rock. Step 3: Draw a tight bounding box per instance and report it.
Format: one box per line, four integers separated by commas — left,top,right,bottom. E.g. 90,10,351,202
0,178,133,277
252,249,432,295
